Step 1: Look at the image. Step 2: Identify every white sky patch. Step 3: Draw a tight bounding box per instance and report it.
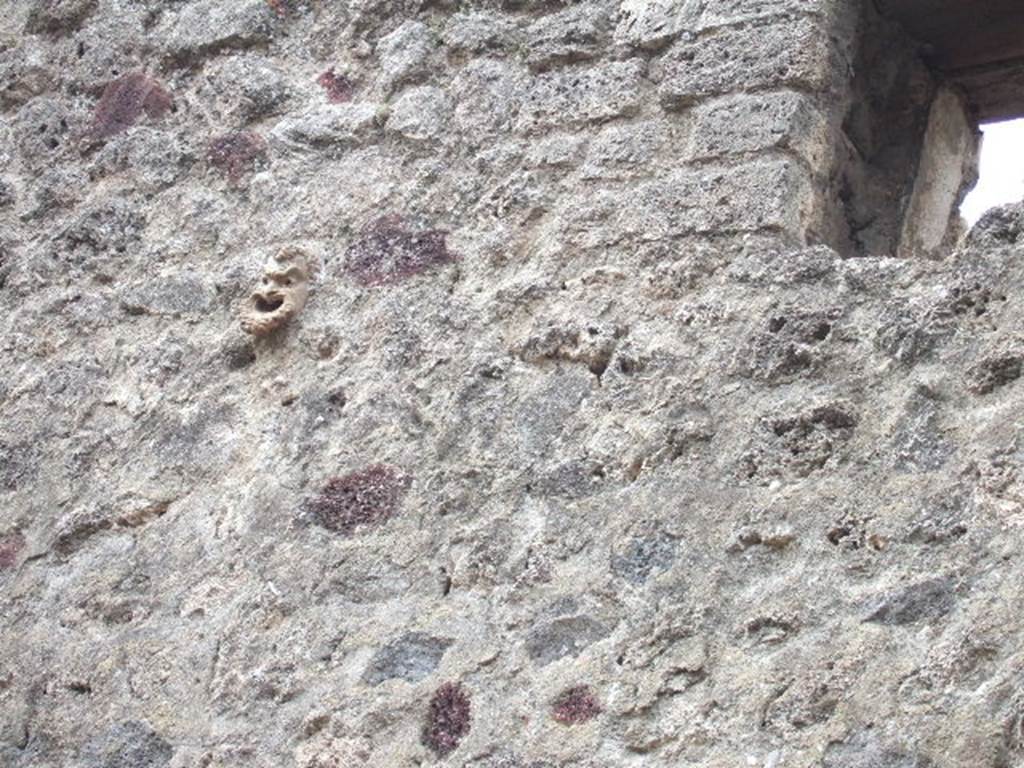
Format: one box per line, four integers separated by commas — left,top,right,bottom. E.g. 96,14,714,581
960,117,1024,226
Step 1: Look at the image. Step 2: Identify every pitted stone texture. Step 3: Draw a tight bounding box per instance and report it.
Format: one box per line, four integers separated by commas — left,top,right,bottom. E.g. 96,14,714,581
387,86,452,142
687,91,830,167
700,0,825,29
658,17,835,107
157,0,274,63
453,59,530,135
611,533,677,584
0,37,55,110
271,103,380,151
568,159,814,245
442,12,520,54
202,56,293,125
581,120,671,180
823,729,933,768
25,0,97,34
13,97,78,170
121,274,217,317
92,128,192,192
517,59,647,133
377,21,435,94
614,0,699,50
523,4,611,70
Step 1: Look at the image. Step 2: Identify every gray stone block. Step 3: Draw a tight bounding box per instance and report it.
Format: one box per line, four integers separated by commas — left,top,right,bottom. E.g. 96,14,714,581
658,17,834,107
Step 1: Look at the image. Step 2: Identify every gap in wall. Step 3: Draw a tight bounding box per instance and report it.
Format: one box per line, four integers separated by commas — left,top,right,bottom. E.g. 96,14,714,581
829,0,976,260
827,0,1024,259
960,117,1024,226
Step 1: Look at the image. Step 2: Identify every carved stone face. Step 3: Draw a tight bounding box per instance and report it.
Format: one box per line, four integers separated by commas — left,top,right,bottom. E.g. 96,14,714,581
240,248,312,336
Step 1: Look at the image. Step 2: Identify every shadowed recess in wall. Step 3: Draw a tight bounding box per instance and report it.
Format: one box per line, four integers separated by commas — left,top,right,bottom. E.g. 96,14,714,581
826,0,1024,258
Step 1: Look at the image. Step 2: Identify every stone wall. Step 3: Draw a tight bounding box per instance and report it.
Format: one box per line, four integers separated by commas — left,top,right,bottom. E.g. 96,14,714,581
2,1,1023,767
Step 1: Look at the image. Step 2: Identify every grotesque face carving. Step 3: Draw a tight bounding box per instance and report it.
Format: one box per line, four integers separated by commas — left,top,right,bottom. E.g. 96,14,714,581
240,248,312,336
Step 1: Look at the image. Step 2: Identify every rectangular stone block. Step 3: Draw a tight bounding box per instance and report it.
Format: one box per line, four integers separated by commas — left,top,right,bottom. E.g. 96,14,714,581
658,17,834,107
516,59,647,133
580,120,672,180
637,159,814,236
699,0,828,29
561,158,814,247
614,0,701,50
523,3,610,70
686,91,830,169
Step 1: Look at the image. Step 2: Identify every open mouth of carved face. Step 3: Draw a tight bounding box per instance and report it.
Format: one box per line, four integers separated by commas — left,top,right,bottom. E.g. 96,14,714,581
254,294,285,313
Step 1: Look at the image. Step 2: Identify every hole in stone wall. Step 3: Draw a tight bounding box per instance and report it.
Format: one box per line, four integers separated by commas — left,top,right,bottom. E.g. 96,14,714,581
960,118,1024,226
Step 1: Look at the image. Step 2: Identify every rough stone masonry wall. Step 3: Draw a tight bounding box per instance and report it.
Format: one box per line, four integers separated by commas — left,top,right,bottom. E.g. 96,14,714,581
2,1,1024,767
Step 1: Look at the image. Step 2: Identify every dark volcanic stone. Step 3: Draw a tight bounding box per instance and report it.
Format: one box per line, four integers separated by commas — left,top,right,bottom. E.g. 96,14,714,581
864,578,957,626
363,632,452,685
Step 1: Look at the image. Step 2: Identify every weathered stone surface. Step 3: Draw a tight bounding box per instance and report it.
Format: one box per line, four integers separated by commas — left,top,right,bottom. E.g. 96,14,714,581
363,632,453,685
442,12,520,54
0,37,55,110
687,91,830,167
201,55,293,125
865,578,958,625
658,17,834,107
581,120,670,180
13,97,77,170
700,0,825,29
571,158,814,243
2,1,1023,766
614,0,699,50
92,128,192,192
271,103,380,151
386,86,452,142
157,0,274,63
611,533,677,584
516,59,647,133
823,729,933,767
526,616,612,666
452,59,531,135
82,721,173,768
377,20,435,94
120,274,217,316
523,4,610,70
25,0,97,34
